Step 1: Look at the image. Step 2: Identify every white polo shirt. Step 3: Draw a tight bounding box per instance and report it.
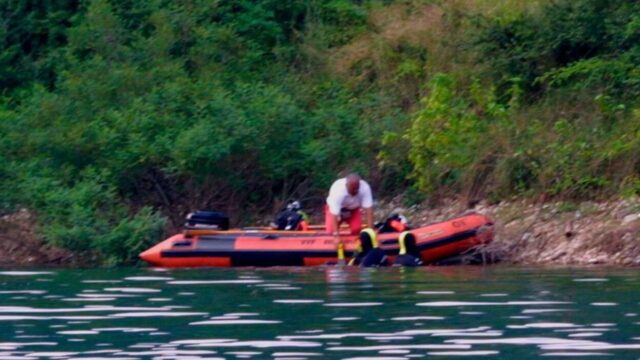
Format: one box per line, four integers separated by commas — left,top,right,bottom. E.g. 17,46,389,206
326,178,373,216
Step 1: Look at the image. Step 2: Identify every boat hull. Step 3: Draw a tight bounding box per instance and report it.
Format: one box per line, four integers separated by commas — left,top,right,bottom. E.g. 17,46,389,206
139,213,494,267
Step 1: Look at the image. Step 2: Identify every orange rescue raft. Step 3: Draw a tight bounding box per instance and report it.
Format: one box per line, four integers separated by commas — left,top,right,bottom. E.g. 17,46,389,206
139,212,494,267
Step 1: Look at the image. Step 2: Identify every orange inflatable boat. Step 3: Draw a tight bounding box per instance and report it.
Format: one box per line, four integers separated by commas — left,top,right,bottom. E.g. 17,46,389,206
139,212,494,267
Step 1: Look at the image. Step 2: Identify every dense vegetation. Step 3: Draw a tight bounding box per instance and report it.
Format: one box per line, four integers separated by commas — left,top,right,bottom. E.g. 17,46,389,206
1,0,639,265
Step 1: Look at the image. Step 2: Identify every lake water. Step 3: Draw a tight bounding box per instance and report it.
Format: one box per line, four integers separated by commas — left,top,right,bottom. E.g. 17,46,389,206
1,266,640,359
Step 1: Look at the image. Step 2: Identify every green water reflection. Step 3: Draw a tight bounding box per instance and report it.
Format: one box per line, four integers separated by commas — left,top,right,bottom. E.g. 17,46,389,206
1,266,639,359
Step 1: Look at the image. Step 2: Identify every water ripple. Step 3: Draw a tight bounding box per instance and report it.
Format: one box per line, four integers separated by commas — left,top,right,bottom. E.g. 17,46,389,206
123,276,174,281
25,352,78,357
102,287,160,293
114,349,219,356
191,319,281,325
446,336,640,351
427,350,499,356
0,305,182,313
522,308,572,314
0,291,46,295
273,299,324,304
323,302,383,307
328,344,470,351
280,327,494,340
272,352,323,357
508,322,579,329
364,336,413,341
92,327,157,333
540,342,640,350
418,301,572,307
0,342,57,349
333,317,359,321
62,298,118,302
391,316,445,321
541,352,611,356
76,293,138,299
0,315,107,321
568,332,603,338
168,280,264,285
0,271,53,276
57,330,100,335
109,311,206,318
173,339,322,348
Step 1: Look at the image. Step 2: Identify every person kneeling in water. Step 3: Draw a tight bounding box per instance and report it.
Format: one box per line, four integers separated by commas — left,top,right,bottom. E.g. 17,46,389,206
350,228,388,267
394,231,423,267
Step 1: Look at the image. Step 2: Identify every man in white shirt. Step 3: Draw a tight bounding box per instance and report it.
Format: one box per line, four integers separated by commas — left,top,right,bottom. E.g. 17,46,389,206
325,173,374,235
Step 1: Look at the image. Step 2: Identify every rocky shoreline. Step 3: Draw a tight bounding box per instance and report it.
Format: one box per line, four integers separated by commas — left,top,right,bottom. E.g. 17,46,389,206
2,197,640,267
381,196,640,266
0,209,74,267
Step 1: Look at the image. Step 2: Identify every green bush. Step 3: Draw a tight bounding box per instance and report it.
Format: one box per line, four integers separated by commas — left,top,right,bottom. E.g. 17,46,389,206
403,74,511,196
21,169,166,265
475,0,640,102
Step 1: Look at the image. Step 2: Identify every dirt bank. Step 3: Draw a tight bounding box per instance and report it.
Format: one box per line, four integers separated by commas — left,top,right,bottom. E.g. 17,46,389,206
0,209,74,267
2,197,640,267
380,196,640,266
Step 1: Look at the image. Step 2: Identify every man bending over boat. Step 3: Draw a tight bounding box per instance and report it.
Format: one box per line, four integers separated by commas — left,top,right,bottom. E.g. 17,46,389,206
326,173,374,236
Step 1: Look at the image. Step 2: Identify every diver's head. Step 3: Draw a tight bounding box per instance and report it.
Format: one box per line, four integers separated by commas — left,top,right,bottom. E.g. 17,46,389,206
398,231,417,255
359,228,378,251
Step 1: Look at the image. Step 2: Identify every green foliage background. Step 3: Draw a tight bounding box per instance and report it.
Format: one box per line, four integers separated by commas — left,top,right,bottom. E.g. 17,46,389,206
1,0,639,264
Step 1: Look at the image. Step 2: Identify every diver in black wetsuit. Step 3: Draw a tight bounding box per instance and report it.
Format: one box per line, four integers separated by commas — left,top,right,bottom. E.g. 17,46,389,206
350,228,388,267
393,231,423,267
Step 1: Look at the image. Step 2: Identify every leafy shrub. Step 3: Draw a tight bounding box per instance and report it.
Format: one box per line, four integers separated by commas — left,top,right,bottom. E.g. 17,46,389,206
26,170,166,265
403,74,512,196
475,0,640,102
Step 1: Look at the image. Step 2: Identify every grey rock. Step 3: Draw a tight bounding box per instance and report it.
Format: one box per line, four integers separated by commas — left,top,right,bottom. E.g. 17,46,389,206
622,213,640,225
